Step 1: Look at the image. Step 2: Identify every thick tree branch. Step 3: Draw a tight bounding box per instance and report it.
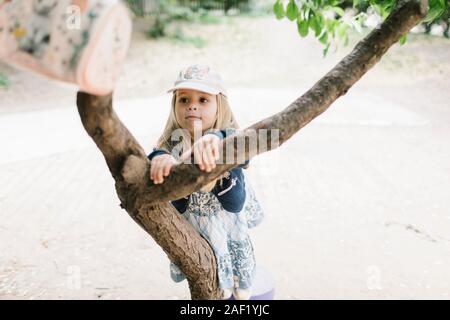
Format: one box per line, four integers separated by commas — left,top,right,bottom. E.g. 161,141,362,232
76,0,427,299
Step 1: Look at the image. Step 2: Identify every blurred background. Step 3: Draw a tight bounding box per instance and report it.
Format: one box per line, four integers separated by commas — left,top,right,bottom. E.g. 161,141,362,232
0,0,449,299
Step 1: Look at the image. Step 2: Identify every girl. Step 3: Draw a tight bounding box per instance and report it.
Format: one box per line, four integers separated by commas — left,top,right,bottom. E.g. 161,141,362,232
147,64,263,300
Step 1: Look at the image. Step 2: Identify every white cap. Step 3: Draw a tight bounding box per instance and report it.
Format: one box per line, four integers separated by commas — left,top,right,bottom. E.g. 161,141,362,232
167,64,228,97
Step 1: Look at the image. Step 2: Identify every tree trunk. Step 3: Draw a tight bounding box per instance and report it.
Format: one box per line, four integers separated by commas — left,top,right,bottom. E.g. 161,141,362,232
76,0,427,299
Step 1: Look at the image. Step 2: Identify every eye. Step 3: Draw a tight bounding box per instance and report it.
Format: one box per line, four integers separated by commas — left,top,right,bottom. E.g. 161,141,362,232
178,97,188,104
200,97,209,103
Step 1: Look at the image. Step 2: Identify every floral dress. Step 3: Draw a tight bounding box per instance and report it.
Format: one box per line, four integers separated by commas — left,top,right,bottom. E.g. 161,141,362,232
169,171,264,290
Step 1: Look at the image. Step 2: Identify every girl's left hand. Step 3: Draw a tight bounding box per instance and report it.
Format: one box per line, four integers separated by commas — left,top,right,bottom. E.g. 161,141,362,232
180,134,220,172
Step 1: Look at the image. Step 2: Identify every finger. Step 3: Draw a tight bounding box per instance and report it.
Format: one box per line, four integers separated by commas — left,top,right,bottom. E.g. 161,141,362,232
202,145,210,172
156,162,165,184
163,160,172,177
150,159,159,180
211,139,220,161
180,148,192,162
203,143,215,171
207,140,218,167
193,144,204,170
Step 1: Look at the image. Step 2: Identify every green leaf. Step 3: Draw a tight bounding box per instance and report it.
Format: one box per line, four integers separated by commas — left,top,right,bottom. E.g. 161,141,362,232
286,0,299,21
273,0,285,20
325,19,338,33
297,19,309,37
330,0,340,6
337,23,348,40
424,6,445,23
319,31,328,44
323,42,331,57
309,16,322,37
304,6,311,20
399,33,407,45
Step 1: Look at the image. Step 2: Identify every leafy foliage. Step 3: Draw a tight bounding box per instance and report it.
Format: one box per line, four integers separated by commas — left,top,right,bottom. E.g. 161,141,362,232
273,0,449,56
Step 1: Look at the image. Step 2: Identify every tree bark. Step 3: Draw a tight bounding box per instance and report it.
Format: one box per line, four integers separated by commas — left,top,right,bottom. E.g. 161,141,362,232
76,0,427,299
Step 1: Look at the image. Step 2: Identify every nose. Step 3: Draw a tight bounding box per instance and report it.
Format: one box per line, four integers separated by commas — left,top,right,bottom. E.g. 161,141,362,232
188,105,197,111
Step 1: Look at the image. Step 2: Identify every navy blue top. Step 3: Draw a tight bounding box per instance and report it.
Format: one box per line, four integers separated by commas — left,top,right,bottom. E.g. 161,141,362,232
147,129,249,213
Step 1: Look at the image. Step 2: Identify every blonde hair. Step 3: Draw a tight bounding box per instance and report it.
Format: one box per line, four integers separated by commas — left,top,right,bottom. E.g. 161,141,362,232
156,91,239,192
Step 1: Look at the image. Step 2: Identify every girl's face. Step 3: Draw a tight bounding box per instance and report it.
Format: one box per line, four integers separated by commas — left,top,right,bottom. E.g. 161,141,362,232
174,89,218,137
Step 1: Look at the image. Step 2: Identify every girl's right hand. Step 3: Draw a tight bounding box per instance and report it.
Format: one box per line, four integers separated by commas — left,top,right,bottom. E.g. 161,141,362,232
150,154,178,184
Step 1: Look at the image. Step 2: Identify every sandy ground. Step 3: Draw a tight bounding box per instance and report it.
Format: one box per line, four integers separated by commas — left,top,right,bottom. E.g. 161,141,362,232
0,15,449,299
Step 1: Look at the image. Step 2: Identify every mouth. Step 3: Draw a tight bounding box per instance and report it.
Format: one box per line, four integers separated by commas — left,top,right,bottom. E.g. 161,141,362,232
185,116,202,120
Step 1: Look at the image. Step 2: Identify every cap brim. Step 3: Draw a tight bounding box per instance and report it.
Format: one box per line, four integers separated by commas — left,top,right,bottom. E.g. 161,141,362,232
167,81,222,95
